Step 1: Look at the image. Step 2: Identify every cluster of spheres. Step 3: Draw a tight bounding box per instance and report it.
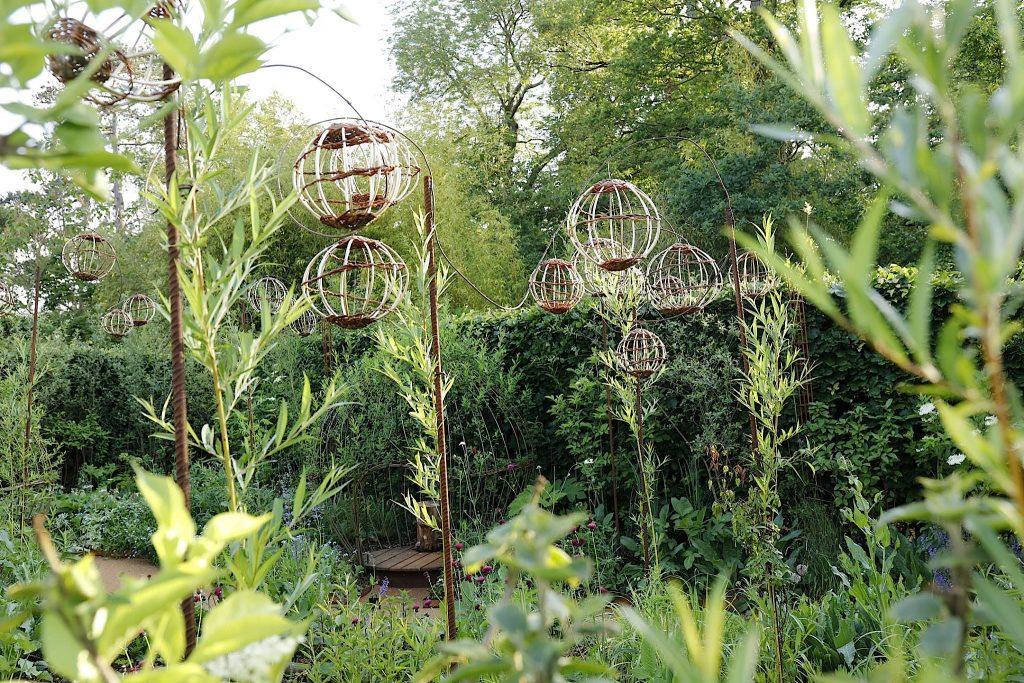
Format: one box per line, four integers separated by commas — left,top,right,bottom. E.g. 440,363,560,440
527,177,776,380
291,119,419,330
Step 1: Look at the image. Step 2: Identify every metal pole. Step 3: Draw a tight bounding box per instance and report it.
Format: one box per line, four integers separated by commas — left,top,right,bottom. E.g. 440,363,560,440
424,175,457,640
20,259,41,526
599,306,620,537
163,62,196,655
636,379,651,573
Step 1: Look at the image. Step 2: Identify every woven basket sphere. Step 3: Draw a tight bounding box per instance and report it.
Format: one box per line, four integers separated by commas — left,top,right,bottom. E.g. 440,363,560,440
617,326,667,379
730,252,777,299
648,243,722,316
46,17,180,106
101,307,133,338
247,277,287,313
123,294,156,326
529,258,583,314
0,281,16,316
293,121,420,234
62,233,116,281
302,236,409,329
572,238,629,297
291,307,319,337
567,179,661,272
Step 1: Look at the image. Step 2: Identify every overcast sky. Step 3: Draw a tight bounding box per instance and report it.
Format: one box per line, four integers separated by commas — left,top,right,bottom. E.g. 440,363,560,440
0,1,399,193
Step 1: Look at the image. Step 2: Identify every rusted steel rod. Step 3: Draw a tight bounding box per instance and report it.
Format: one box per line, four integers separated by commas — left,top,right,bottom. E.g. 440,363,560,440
163,61,196,655
21,259,41,525
424,175,457,640
599,307,621,537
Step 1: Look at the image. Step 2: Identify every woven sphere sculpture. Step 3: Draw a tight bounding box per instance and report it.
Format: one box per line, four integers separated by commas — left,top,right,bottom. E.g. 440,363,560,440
0,281,16,316
303,236,408,329
572,238,628,298
293,121,420,234
123,294,156,326
567,179,661,272
648,243,722,316
101,307,133,338
529,258,583,314
46,17,181,106
62,233,116,281
617,326,667,379
291,307,319,337
730,252,777,299
247,277,287,313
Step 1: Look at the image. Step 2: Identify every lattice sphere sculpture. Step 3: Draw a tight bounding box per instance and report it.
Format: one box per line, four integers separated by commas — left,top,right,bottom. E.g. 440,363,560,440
101,307,133,338
0,280,16,316
648,243,722,316
567,179,661,272
291,307,319,337
123,294,156,326
302,236,409,329
293,121,420,234
46,12,182,106
247,277,287,313
529,258,583,314
730,252,777,299
617,326,667,379
62,233,116,281
572,238,627,298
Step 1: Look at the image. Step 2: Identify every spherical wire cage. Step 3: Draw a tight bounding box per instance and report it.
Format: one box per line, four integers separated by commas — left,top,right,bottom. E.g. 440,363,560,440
62,233,117,281
44,7,182,107
567,179,661,272
0,280,17,316
291,306,319,337
302,235,409,329
571,238,627,298
247,277,287,313
730,251,778,299
617,326,667,379
529,258,583,314
122,293,156,326
288,119,421,236
648,242,723,316
101,307,133,338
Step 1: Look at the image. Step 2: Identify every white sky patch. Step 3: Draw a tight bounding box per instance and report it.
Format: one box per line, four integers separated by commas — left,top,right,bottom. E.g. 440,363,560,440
0,1,400,194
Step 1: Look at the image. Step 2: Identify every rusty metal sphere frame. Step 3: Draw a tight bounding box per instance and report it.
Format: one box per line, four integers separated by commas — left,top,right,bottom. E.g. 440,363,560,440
288,118,421,236
62,233,117,281
291,306,319,337
648,242,723,316
529,258,583,314
302,235,409,329
44,11,181,107
617,326,667,379
567,179,661,272
123,293,156,326
247,276,287,313
730,251,778,299
101,307,133,338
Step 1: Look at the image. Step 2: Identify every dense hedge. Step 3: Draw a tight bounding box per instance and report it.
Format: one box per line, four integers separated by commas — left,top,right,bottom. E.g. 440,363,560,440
7,266,1021,580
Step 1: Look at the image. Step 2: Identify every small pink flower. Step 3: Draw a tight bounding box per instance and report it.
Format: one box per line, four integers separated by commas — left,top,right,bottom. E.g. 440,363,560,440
598,586,609,594
587,521,597,531
455,542,464,551
481,565,493,575
413,603,420,611
351,617,361,625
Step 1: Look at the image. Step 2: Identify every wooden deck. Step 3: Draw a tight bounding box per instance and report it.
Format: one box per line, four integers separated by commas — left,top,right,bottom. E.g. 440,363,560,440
365,546,444,573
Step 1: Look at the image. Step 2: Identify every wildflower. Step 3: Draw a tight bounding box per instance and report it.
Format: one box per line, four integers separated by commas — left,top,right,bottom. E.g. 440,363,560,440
919,402,936,416
506,463,516,472
481,565,493,575
803,202,813,216
582,458,594,466
455,542,464,551
203,634,303,681
412,603,420,612
213,586,223,599
985,415,998,426
598,587,609,594
379,577,389,599
796,564,807,576
947,452,966,465
474,603,481,610
587,521,597,531
351,617,361,625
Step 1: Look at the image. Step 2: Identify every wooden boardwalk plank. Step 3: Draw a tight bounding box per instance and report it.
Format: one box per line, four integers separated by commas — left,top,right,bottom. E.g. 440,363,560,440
366,546,444,572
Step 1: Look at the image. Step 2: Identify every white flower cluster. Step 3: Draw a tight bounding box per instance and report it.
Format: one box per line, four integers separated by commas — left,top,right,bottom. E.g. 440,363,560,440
919,402,936,416
947,452,966,465
203,635,302,682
